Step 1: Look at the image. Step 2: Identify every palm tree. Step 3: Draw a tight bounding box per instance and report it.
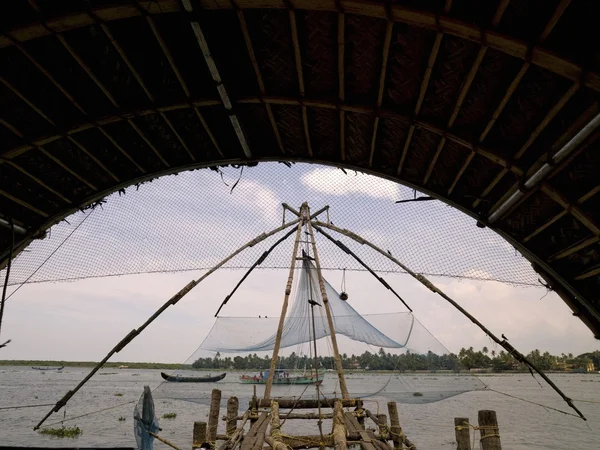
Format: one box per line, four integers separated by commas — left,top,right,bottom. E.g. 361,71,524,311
482,346,489,355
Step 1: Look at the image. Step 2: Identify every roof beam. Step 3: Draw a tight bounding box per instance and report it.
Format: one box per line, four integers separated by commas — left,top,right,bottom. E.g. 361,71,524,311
541,184,600,235
3,26,144,175
449,0,572,195
575,266,600,281
368,20,393,168
3,160,72,204
397,32,442,175
472,82,580,207
289,9,312,157
2,1,595,91
235,8,285,155
3,95,532,178
425,0,509,184
338,12,345,162
0,189,48,218
182,0,252,159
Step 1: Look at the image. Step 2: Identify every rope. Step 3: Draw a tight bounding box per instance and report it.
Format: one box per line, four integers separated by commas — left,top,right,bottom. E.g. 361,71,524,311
488,388,582,418
41,399,136,429
0,217,14,337
4,210,94,302
0,403,55,410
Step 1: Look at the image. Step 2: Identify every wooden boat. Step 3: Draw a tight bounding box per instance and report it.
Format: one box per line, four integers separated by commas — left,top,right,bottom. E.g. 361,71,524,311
160,372,226,383
240,369,322,386
32,366,64,371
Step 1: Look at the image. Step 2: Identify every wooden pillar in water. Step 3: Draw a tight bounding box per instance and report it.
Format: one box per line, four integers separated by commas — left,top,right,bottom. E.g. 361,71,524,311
264,211,305,399
193,422,207,449
478,410,501,450
207,389,221,444
226,396,239,437
305,206,349,399
388,401,416,450
377,414,388,438
454,418,471,450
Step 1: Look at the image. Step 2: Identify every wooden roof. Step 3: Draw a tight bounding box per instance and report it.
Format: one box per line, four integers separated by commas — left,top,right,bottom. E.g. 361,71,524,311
0,0,599,337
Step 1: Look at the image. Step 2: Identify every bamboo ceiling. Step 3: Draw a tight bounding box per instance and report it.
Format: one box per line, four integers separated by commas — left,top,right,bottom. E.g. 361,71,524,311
0,0,599,337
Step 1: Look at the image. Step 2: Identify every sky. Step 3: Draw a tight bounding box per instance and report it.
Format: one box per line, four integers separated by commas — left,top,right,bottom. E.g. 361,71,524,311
0,163,597,362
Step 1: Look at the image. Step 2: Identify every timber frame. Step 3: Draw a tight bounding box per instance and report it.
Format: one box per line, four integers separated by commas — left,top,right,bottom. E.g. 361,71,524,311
0,0,599,337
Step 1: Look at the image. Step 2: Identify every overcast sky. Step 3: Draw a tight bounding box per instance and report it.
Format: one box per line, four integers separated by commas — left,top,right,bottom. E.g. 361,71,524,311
0,163,597,362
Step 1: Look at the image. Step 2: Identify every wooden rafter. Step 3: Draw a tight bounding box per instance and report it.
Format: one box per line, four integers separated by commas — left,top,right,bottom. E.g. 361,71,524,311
338,12,345,161
39,8,171,168
541,184,600,235
550,236,599,262
128,120,169,167
68,136,120,182
289,10,312,157
235,8,285,154
4,160,71,204
3,95,539,178
368,20,393,167
2,1,596,91
0,189,48,218
472,82,580,207
98,127,146,173
450,0,572,195
0,85,98,191
182,0,252,158
398,0,453,176
397,32,442,175
3,29,143,174
575,266,600,281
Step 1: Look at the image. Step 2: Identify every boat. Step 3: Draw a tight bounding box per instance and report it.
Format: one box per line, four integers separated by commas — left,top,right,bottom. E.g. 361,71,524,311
239,369,322,385
32,366,64,371
160,372,226,382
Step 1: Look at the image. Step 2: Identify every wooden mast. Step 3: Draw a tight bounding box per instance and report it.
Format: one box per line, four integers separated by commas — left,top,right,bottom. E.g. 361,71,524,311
305,204,350,399
263,205,306,399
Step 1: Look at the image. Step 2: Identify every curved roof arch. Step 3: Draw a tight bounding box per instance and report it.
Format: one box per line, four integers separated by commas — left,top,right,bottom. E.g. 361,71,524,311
0,0,599,336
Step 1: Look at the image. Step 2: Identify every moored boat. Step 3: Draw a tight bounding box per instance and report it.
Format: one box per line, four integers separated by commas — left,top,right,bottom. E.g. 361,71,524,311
239,369,322,385
32,366,64,371
160,372,226,383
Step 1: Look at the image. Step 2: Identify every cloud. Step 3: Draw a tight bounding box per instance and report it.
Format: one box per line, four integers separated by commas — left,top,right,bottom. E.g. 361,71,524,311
301,167,401,201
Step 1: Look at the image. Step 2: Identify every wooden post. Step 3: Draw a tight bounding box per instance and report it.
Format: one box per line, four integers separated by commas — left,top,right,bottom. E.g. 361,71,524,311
306,206,349,399
193,422,207,449
377,414,388,439
478,410,501,450
226,396,239,437
388,402,416,450
208,389,222,444
332,401,348,450
264,211,305,399
454,418,471,450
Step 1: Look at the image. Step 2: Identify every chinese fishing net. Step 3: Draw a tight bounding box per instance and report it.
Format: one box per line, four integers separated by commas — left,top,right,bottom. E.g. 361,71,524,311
153,259,486,406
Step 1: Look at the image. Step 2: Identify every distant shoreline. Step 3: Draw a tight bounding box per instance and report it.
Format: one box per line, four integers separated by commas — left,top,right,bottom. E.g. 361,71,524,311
1,360,596,374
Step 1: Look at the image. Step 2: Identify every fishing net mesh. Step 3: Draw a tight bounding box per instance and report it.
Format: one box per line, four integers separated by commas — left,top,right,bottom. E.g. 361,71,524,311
2,162,538,287
153,257,486,406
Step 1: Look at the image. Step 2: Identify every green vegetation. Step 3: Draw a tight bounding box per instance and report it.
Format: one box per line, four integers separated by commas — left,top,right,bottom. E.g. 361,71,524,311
114,393,123,397
162,413,177,419
118,417,126,422
413,392,423,397
38,426,82,438
191,349,600,373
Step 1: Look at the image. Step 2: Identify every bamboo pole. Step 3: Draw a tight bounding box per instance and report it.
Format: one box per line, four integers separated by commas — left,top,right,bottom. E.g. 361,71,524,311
305,206,349,399
332,401,348,450
454,418,471,450
226,397,239,437
208,389,222,445
34,217,302,430
257,398,360,409
478,411,501,450
312,220,587,421
264,209,306,399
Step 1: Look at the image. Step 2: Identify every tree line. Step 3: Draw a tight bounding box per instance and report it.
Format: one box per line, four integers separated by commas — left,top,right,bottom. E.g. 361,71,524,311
191,348,600,372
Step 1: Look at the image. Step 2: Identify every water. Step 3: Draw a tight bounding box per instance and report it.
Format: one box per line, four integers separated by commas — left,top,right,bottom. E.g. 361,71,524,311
1,367,599,449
